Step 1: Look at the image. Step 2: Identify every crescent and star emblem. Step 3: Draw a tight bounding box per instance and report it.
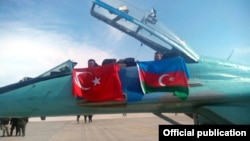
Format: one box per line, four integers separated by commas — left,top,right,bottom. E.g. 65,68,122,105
74,71,101,90
92,77,101,86
158,74,175,86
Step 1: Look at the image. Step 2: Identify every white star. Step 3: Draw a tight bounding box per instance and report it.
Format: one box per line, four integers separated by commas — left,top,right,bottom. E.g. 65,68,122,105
92,77,101,86
169,77,175,81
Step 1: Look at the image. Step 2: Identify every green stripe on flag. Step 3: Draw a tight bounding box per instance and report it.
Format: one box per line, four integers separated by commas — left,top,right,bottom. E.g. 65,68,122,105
141,83,189,100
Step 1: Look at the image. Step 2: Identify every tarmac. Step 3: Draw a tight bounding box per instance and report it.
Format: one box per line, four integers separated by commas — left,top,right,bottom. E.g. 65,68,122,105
0,113,193,141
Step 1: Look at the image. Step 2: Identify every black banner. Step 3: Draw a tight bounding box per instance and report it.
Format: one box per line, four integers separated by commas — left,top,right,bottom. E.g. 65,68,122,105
159,125,249,140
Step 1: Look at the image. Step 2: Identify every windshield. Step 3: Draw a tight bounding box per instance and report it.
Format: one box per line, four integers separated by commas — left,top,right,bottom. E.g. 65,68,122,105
91,0,199,63
37,60,76,78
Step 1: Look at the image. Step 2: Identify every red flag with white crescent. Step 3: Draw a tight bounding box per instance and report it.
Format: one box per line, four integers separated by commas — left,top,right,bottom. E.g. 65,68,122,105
72,63,124,102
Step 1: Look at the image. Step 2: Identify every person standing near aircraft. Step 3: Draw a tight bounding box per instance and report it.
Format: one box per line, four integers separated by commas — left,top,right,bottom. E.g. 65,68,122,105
76,59,99,124
18,117,28,137
88,114,93,123
76,115,80,124
154,51,163,61
88,58,99,68
0,117,10,137
10,117,19,136
85,59,99,123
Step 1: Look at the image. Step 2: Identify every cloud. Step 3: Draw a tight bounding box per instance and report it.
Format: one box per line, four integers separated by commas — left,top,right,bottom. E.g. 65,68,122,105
0,24,114,86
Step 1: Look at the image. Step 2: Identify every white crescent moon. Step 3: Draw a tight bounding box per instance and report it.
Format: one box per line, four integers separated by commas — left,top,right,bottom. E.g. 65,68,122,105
74,71,92,90
158,74,168,86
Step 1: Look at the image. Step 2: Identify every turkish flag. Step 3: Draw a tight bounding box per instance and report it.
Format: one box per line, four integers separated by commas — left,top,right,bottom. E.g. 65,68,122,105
72,63,124,102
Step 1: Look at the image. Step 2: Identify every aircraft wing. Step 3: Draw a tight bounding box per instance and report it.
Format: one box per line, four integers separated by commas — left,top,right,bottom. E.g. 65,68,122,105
196,105,250,124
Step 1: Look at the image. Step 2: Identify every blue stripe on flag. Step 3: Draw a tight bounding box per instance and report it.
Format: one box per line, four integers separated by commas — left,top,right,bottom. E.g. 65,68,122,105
137,57,190,78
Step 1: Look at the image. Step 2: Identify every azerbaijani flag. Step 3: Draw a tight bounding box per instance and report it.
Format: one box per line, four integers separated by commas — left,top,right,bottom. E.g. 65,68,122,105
137,57,190,100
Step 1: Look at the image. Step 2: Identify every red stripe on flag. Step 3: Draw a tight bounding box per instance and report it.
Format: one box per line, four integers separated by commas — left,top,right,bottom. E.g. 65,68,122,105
139,70,189,88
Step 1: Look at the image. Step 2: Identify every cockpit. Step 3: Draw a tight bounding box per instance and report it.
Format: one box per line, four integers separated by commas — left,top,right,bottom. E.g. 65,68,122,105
0,60,76,94
38,60,76,78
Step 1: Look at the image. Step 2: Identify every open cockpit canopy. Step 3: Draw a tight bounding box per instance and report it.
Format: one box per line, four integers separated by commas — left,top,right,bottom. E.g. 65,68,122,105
91,0,199,63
